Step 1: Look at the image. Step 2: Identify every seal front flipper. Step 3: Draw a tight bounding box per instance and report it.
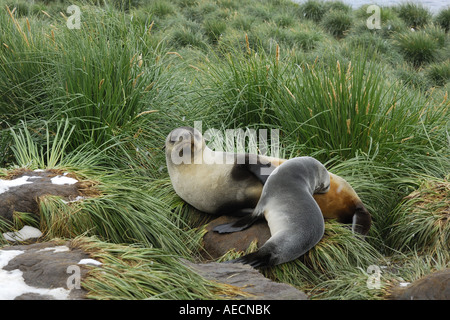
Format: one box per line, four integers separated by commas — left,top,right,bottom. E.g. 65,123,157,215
213,214,261,234
232,250,272,268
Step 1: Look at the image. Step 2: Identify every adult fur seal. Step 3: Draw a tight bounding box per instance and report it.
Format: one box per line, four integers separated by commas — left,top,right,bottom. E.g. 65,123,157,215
215,157,330,267
165,126,276,215
165,126,371,235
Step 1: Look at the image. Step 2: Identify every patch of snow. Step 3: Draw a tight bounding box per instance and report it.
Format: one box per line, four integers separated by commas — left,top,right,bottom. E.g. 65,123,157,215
0,176,34,195
50,175,78,185
0,250,24,268
0,248,70,299
38,246,70,253
62,196,86,204
78,258,102,266
399,282,411,287
3,226,43,242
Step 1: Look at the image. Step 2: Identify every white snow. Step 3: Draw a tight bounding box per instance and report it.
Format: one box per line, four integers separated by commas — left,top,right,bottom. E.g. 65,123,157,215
38,246,70,253
0,250,24,268
0,250,70,300
78,258,102,266
3,226,43,242
399,282,411,287
61,196,86,204
0,249,71,300
33,169,45,172
0,176,34,195
50,175,78,185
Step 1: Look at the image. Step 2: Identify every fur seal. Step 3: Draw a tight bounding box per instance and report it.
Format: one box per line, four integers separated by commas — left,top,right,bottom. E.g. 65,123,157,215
165,126,276,215
214,156,330,267
165,126,371,235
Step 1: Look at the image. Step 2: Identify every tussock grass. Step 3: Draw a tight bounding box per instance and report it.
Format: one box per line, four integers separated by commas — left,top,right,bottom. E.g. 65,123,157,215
395,2,432,29
394,30,439,67
72,236,233,300
300,0,326,23
426,60,450,87
321,10,353,38
435,7,450,32
386,177,450,259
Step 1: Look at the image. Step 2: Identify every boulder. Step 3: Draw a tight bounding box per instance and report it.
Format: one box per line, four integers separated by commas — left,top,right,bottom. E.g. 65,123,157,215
389,269,450,300
0,241,101,300
202,215,271,260
0,169,93,223
184,260,308,300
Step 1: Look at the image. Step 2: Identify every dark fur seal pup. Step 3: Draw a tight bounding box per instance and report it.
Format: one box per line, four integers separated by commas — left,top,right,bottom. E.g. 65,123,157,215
165,126,371,235
215,157,330,267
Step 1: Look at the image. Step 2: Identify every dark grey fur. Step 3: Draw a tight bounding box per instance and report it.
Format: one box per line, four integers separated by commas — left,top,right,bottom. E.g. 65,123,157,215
215,156,330,267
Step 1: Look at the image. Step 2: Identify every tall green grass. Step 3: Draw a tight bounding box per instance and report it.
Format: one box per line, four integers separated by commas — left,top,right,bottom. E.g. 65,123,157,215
73,236,231,300
385,177,449,258
0,3,184,170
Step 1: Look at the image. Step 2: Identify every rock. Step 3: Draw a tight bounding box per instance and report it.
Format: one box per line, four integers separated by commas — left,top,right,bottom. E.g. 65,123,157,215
0,169,92,223
389,269,450,300
202,215,271,260
3,225,43,242
185,260,308,300
0,241,97,300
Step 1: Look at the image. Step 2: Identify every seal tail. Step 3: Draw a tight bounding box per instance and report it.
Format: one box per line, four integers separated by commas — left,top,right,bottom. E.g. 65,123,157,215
213,214,260,234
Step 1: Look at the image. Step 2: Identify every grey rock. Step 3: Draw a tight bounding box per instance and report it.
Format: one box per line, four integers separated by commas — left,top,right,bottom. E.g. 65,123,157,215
1,241,91,300
202,215,271,260
184,260,308,300
389,269,450,300
0,169,84,223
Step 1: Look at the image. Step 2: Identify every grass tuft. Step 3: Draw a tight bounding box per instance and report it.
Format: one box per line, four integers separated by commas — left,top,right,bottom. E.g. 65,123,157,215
321,10,353,38
385,177,450,260
72,236,233,300
395,2,432,28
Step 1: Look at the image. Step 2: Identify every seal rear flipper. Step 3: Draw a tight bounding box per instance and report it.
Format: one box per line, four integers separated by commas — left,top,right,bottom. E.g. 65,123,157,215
232,250,272,268
213,214,261,233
